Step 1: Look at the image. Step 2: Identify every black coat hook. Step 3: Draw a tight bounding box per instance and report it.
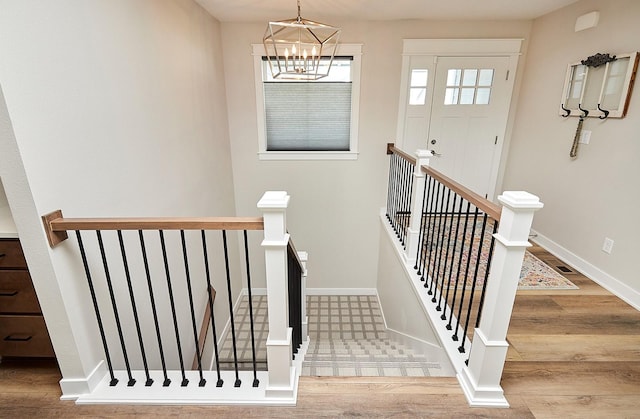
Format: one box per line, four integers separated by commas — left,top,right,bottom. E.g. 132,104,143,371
561,104,571,117
578,104,589,118
597,104,610,119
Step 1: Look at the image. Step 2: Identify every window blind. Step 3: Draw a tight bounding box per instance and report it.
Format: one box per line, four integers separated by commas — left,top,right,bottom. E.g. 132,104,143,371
264,82,352,151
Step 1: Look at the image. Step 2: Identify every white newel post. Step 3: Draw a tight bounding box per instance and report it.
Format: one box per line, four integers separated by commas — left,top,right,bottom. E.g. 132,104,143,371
257,191,296,398
298,251,309,340
405,149,432,264
458,191,543,408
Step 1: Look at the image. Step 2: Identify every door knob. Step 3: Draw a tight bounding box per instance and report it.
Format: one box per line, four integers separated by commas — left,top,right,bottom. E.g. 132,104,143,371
430,139,437,145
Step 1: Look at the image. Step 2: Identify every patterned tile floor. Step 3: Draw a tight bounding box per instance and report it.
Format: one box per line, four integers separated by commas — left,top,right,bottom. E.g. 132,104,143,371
217,294,442,377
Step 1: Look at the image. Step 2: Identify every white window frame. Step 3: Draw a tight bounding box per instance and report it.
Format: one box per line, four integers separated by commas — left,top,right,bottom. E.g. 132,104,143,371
252,43,362,160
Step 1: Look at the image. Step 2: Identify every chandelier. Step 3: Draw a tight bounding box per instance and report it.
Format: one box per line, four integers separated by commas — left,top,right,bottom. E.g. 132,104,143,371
263,0,341,80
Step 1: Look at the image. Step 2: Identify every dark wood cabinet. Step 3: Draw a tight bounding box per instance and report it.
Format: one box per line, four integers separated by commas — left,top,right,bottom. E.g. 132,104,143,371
0,239,54,358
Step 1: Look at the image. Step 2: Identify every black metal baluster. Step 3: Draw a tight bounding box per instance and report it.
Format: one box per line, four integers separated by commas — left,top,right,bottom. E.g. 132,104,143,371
159,230,189,387
447,201,472,331
117,230,152,386
243,230,260,387
416,174,435,281
201,230,224,387
438,194,458,313
430,186,449,299
433,189,453,306
389,153,400,235
458,212,488,353
138,230,170,387
75,231,118,387
398,156,408,241
414,172,430,270
424,182,442,290
385,152,395,224
475,219,499,328
222,230,241,387
96,230,135,387
180,230,206,387
453,206,479,343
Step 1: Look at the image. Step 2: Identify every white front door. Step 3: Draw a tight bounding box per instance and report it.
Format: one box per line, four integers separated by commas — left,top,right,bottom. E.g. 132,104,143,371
428,56,512,198
396,39,521,200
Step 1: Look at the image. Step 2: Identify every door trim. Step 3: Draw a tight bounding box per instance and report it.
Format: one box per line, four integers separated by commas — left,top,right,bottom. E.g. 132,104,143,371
396,39,523,200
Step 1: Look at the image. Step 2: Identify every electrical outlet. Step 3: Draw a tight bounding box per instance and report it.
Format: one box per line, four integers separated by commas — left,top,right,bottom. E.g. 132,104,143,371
579,130,591,144
602,237,614,254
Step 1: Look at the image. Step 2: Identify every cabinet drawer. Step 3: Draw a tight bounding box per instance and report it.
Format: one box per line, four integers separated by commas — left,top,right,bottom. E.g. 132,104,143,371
0,239,27,269
0,271,40,313
0,315,54,357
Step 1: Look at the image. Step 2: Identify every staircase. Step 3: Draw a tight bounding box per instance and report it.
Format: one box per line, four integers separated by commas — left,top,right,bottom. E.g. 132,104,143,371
301,295,442,377
216,294,443,377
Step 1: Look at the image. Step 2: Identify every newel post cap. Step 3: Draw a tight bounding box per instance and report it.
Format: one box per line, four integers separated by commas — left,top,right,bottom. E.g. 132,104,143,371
257,191,290,210
498,191,544,211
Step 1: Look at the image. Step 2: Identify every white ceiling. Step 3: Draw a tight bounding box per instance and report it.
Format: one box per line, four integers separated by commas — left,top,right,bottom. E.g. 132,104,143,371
194,0,580,23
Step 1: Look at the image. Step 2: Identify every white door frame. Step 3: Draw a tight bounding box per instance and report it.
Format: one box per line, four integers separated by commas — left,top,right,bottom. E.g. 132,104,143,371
396,39,523,200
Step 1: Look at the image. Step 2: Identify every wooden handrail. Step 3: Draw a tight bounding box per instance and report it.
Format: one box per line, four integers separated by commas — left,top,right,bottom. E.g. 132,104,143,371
388,144,417,165
386,144,501,221
422,165,502,221
287,235,305,272
41,210,264,248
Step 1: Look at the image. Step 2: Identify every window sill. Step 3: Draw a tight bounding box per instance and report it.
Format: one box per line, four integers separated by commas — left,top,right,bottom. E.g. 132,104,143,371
258,151,359,161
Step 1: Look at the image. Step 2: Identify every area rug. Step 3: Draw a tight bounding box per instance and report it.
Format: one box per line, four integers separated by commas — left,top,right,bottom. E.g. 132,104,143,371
518,251,578,290
417,214,578,290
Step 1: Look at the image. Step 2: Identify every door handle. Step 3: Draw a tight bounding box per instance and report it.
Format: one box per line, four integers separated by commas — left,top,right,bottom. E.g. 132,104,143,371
429,149,442,157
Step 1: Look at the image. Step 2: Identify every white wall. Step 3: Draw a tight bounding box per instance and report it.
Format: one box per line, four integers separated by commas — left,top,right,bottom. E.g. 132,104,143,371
504,0,640,304
0,0,238,394
221,20,532,290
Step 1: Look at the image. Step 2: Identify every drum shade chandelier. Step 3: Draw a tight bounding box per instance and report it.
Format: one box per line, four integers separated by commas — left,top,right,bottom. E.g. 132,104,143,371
263,0,341,80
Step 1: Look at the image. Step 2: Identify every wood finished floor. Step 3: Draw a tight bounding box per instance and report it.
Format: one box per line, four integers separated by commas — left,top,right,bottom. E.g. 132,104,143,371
1,243,639,418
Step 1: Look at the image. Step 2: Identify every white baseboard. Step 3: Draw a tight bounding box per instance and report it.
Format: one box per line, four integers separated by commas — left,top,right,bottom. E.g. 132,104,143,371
59,360,107,400
306,288,377,296
531,229,640,310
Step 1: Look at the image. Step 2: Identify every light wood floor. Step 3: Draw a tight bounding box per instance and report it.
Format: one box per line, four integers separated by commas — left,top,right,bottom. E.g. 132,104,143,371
1,244,639,418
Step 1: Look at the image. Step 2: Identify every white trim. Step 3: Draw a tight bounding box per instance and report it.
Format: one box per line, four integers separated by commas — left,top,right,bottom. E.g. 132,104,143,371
252,43,362,161
402,38,523,56
531,229,640,310
305,288,377,296
59,361,107,401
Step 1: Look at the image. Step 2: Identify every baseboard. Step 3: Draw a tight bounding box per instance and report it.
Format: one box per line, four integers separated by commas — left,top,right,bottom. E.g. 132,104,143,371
59,360,107,400
306,288,377,296
531,229,640,310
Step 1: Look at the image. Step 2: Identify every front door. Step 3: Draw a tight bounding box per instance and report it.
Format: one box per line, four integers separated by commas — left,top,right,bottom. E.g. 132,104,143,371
396,40,521,200
428,56,512,198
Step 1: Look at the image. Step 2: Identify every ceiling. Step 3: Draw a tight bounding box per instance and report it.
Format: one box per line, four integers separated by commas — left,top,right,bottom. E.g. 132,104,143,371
194,0,580,23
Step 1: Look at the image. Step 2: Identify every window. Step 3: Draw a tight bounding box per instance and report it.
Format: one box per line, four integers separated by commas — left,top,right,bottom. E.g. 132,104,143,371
253,44,362,160
409,69,428,105
444,68,494,105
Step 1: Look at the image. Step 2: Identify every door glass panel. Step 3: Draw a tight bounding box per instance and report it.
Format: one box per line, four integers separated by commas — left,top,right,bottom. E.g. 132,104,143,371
411,69,428,87
476,88,491,104
444,88,459,105
409,88,427,105
462,69,478,86
478,69,494,86
447,69,462,86
460,88,475,104
409,69,428,105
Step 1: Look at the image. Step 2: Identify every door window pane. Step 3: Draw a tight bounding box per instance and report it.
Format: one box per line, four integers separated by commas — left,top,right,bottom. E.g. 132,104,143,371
447,69,462,86
445,88,459,105
460,88,475,104
411,69,428,87
478,69,494,86
476,88,491,104
462,69,478,86
409,88,427,105
409,69,428,105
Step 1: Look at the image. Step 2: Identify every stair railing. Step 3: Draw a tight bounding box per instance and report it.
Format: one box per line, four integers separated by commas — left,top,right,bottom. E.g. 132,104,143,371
41,191,305,403
385,145,543,408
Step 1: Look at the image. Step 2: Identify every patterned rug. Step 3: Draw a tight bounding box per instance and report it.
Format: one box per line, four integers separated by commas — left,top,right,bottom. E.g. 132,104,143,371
518,251,578,290
417,215,578,290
